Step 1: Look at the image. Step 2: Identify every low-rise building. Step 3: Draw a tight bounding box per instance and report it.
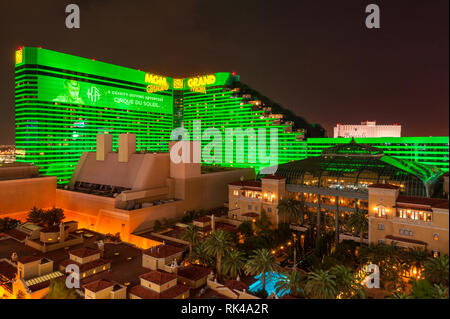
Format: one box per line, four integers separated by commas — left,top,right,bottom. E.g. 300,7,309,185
83,279,126,299
59,247,111,281
177,265,211,289
368,184,449,255
227,176,286,226
142,243,184,272
128,270,190,299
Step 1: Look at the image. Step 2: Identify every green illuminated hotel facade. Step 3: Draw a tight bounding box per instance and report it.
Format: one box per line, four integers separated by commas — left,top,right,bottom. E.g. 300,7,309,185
14,47,449,184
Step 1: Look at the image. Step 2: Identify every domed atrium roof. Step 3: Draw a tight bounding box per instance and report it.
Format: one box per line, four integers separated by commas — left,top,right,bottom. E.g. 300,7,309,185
261,140,443,197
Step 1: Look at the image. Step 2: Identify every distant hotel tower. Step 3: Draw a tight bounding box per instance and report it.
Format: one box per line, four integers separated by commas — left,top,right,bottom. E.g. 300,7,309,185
334,121,401,138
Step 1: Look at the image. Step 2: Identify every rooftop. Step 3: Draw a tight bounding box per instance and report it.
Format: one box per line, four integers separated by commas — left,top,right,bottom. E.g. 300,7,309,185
396,196,449,209
83,279,115,292
143,244,184,259
129,283,189,299
140,270,177,285
69,247,100,258
177,265,211,281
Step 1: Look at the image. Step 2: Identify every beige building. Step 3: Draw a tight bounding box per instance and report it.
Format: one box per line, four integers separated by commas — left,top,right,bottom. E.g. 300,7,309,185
59,247,111,281
368,184,449,255
227,175,286,226
0,255,64,299
83,279,127,299
142,243,184,272
128,270,190,299
334,121,401,138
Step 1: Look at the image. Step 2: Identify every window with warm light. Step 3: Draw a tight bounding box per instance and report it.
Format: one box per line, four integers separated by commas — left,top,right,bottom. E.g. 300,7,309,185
433,233,439,241
375,206,386,218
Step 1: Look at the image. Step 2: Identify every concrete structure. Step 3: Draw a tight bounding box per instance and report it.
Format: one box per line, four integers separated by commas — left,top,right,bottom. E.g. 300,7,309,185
0,163,56,218
368,184,449,255
55,133,255,245
334,121,401,138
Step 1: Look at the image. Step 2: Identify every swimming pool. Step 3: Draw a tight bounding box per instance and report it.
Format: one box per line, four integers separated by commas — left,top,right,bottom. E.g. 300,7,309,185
248,272,288,297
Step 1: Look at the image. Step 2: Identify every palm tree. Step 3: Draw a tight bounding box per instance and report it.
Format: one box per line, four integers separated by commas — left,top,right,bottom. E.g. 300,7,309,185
329,265,366,298
244,248,281,294
304,269,337,299
278,197,304,225
188,241,213,267
346,210,368,247
181,224,199,256
46,279,78,299
275,270,305,298
424,255,449,286
222,249,246,279
204,230,234,281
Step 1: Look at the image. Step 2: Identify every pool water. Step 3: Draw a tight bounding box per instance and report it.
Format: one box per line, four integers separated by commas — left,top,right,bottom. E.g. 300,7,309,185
248,272,288,297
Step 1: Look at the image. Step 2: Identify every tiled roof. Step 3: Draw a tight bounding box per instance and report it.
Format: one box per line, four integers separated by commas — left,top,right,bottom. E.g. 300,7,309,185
222,279,249,292
6,229,28,241
69,247,100,258
129,283,189,299
368,183,400,190
177,265,211,281
83,279,114,292
229,180,262,188
0,260,17,280
60,258,110,272
396,196,449,209
17,256,41,264
139,270,177,285
385,235,427,245
143,244,184,258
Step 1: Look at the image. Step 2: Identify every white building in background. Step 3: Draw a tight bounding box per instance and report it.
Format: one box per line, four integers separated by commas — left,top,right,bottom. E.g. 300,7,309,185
334,121,401,138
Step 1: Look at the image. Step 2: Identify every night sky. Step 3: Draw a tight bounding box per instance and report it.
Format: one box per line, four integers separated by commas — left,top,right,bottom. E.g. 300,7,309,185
0,0,448,144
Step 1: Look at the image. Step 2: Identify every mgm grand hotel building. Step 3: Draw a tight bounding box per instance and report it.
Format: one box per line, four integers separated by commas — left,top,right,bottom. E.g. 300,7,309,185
14,47,448,187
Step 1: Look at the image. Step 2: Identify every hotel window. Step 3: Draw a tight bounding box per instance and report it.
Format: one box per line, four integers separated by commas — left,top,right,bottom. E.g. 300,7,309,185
233,190,239,196
378,239,384,244
375,206,386,218
433,233,439,241
377,223,384,230
267,207,272,213
254,205,258,211
433,250,440,258
248,204,252,210
397,209,432,222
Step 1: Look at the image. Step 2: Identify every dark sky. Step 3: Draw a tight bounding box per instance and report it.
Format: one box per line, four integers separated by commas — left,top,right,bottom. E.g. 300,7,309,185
0,0,448,144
